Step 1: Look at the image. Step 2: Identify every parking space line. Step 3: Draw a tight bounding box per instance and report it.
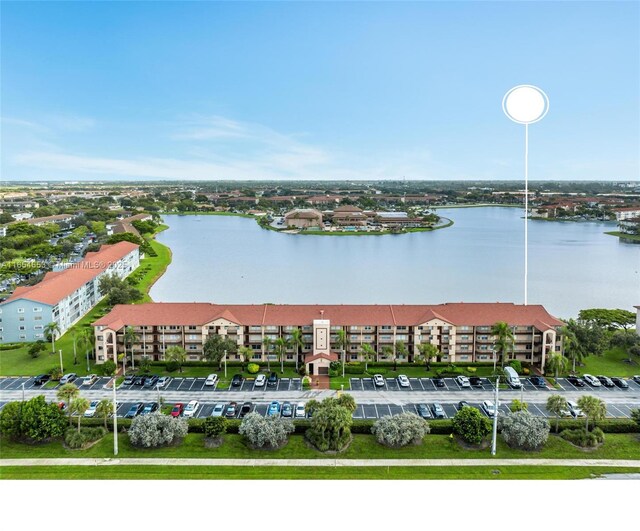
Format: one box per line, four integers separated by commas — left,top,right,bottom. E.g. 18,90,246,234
609,404,629,418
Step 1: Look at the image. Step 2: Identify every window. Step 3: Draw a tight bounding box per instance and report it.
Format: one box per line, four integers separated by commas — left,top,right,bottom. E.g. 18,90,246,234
350,354,358,361
34,325,43,330
19,326,25,331
17,308,24,313
33,307,42,312
19,335,26,340
34,316,42,321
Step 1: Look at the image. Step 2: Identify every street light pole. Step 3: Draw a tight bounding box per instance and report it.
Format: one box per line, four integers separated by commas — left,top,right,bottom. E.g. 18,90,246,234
112,374,118,456
224,349,227,378
59,349,63,373
491,376,500,456
342,349,345,378
21,382,25,403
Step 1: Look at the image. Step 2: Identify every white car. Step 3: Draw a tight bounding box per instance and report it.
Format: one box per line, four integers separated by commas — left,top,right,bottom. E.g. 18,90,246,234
205,374,218,386
82,374,98,386
565,401,584,418
60,373,77,384
211,403,225,417
481,400,497,417
295,402,306,418
373,374,385,387
183,400,199,418
397,374,410,388
456,375,471,388
255,374,266,387
84,400,99,417
156,376,172,389
583,374,601,387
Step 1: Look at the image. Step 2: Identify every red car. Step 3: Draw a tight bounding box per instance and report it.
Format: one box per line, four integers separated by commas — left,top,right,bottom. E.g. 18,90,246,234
171,403,184,417
57,401,67,411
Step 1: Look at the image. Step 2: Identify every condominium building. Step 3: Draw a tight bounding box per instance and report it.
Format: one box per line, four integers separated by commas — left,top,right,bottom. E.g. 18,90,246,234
0,241,140,343
93,302,563,373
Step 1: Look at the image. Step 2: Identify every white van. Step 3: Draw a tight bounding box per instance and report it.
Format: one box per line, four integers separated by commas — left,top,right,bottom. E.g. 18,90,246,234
504,366,522,388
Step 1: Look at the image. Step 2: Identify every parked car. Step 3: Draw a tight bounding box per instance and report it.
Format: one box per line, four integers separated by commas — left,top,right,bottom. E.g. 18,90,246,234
255,374,266,387
503,367,522,388
281,402,293,417
33,374,50,386
171,403,184,417
455,375,471,388
597,375,614,387
143,375,159,388
60,373,77,384
430,403,445,419
267,401,281,416
565,401,584,418
416,403,431,419
183,400,200,418
295,402,306,418
469,376,483,387
134,376,146,386
211,403,226,417
205,374,218,387
141,402,159,415
529,376,546,387
58,401,67,411
611,377,629,389
239,402,253,418
373,374,385,387
567,376,586,387
583,374,601,387
458,401,472,410
267,372,278,387
84,400,99,417
432,377,445,388
632,375,640,385
125,402,144,418
123,375,135,386
82,374,98,386
481,400,497,417
231,374,243,387
225,402,238,418
157,376,172,389
397,374,410,388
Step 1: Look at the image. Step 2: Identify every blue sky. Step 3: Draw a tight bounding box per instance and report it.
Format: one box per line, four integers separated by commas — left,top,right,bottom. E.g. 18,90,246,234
1,1,638,181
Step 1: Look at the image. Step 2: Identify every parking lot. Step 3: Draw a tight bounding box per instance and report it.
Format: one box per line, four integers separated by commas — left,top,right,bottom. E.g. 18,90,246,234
0,375,112,392
117,376,303,393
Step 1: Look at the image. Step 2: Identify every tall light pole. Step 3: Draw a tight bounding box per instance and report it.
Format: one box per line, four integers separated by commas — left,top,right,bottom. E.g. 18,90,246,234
491,376,500,456
112,374,118,456
503,85,549,306
21,382,25,403
59,349,64,373
223,349,227,378
342,349,345,378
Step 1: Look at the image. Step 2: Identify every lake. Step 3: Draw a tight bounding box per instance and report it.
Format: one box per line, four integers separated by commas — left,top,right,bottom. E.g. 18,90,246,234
150,208,640,318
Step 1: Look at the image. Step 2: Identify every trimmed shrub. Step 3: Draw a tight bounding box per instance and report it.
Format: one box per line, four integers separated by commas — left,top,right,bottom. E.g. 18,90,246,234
128,413,188,448
239,412,294,449
452,406,491,445
165,360,180,373
371,413,430,447
508,360,523,374
64,427,107,449
560,427,605,448
0,396,66,442
345,362,365,375
500,411,550,451
97,360,116,376
247,363,260,374
203,416,227,440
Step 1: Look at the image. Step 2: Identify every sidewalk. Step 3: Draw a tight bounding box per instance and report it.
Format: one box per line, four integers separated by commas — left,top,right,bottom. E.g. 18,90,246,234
2,458,640,467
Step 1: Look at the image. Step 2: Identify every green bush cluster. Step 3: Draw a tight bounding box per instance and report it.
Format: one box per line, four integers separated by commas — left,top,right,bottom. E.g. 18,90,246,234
247,363,260,374
165,360,180,373
508,360,523,374
560,427,605,447
452,406,491,445
203,417,227,439
64,427,107,449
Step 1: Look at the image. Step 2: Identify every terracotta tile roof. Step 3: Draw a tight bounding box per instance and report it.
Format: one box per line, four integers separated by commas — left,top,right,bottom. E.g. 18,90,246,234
304,352,339,362
2,241,139,306
93,302,563,330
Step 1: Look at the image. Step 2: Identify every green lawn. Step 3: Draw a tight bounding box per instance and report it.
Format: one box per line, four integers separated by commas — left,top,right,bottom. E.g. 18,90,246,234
580,347,640,378
2,465,637,480
604,231,640,242
2,433,639,461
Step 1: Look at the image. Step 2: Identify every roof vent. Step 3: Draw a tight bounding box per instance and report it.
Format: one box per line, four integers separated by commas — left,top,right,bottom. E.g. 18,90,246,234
320,309,324,317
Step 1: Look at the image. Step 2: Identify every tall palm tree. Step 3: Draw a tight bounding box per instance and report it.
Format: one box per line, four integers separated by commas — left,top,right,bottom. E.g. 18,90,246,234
546,351,569,381
71,397,90,433
395,341,408,369
577,395,606,432
166,346,187,373
274,336,290,374
561,326,583,373
71,329,78,366
546,394,568,433
336,330,351,375
123,326,137,371
382,345,395,369
238,346,253,372
290,328,304,372
262,337,273,372
80,327,94,371
56,383,79,426
361,344,375,372
95,398,112,430
44,322,60,355
490,321,515,368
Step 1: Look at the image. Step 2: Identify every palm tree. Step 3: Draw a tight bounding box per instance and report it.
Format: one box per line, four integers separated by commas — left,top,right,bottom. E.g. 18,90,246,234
546,394,568,433
382,345,395,370
80,327,94,371
561,326,583,373
262,337,273,372
238,346,253,372
361,344,375,372
274,336,290,374
577,395,606,432
395,341,408,369
546,351,569,381
416,342,439,371
123,326,137,371
44,322,60,355
336,330,350,376
490,321,514,368
290,328,304,373
166,346,187,373
57,383,79,426
95,398,112,430
71,329,78,365
71,397,90,433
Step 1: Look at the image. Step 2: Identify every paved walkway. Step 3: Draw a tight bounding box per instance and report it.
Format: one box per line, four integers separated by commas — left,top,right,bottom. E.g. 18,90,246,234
2,458,639,467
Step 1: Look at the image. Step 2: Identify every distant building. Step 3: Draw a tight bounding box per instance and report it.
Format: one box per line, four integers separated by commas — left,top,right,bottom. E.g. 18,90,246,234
614,207,640,221
0,241,140,343
284,208,323,228
330,205,368,226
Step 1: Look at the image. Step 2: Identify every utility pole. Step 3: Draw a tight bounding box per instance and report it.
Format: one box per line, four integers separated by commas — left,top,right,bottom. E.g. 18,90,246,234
491,376,500,456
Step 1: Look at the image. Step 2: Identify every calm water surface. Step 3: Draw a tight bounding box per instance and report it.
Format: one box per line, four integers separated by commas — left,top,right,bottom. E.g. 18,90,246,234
150,208,640,318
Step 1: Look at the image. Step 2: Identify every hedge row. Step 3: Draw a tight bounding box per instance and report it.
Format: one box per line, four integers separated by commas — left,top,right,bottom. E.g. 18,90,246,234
147,361,300,369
